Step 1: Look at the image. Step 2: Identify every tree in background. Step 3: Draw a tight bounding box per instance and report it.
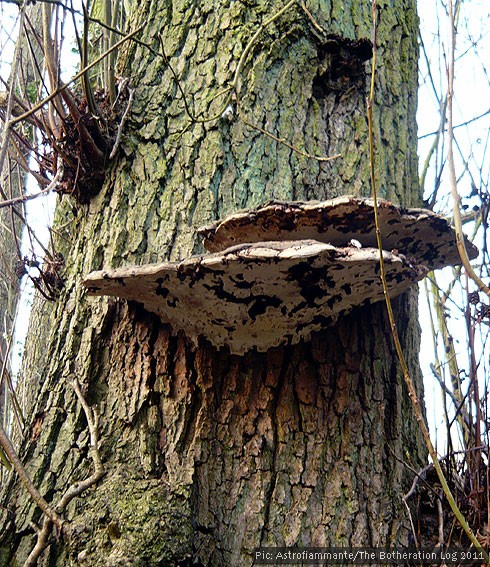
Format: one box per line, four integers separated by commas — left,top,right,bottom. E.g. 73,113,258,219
0,4,45,458
0,0,486,564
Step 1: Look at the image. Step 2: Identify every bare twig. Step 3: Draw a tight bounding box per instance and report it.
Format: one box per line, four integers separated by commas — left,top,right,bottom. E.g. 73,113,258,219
42,2,66,132
0,326,25,434
0,157,63,210
402,497,419,548
238,112,341,163
0,8,26,200
418,107,490,140
22,378,105,565
23,516,53,567
8,25,144,128
158,0,298,125
78,2,98,116
0,424,63,529
160,1,336,164
300,1,324,34
109,87,134,159
403,463,435,501
437,495,445,546
66,379,104,479
232,0,297,95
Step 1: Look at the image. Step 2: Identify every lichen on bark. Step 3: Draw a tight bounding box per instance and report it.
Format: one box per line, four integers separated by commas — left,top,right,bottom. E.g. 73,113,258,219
1,1,425,565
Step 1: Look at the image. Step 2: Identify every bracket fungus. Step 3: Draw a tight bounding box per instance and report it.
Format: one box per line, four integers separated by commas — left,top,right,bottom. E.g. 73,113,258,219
199,197,476,269
83,197,478,355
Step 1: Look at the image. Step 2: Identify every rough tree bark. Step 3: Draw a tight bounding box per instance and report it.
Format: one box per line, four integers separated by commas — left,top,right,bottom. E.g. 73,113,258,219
0,0,425,565
0,4,45,447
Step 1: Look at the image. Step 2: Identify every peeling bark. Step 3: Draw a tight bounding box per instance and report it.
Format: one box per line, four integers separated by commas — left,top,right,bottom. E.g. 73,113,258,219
0,1,425,565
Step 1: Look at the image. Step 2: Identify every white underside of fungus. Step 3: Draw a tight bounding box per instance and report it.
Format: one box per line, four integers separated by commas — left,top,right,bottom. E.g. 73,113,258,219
83,197,478,355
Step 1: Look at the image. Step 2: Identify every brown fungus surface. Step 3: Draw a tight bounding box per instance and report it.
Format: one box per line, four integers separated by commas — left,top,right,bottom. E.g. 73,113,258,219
83,197,477,354
198,196,478,268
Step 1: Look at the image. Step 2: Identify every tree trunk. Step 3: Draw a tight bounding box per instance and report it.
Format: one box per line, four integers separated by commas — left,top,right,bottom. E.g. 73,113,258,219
0,4,45,448
0,1,425,565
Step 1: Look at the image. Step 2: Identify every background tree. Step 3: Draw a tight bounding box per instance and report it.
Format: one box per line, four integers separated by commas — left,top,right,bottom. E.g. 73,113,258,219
0,0,430,564
0,3,46,462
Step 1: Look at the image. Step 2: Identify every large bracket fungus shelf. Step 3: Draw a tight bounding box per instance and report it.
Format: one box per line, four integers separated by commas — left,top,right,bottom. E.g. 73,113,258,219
199,197,475,269
83,197,478,355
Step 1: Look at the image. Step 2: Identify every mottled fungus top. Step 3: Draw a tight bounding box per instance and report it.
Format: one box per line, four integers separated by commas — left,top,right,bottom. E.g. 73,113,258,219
199,196,477,269
83,197,478,355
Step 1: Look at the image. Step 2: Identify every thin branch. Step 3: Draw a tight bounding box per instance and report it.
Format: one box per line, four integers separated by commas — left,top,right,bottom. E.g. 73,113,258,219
403,463,437,501
0,157,63,210
55,379,105,513
23,517,53,567
0,424,63,529
418,107,490,140
158,37,231,125
158,0,298,125
238,112,341,163
8,24,144,128
419,97,447,204
109,87,134,159
437,495,445,546
42,2,66,127
300,1,324,34
22,379,105,565
0,7,26,200
81,2,100,116
0,327,25,433
232,0,297,95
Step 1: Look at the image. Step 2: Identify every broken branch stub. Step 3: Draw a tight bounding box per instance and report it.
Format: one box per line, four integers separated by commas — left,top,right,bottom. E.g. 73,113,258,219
83,197,478,354
198,196,478,268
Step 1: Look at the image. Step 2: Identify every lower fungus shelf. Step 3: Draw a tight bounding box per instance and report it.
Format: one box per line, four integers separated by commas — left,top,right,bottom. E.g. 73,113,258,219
83,239,427,355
